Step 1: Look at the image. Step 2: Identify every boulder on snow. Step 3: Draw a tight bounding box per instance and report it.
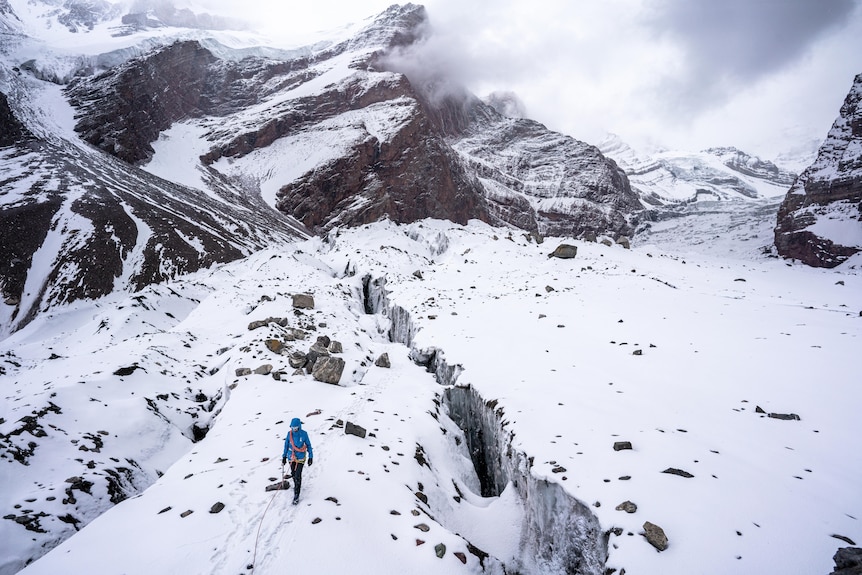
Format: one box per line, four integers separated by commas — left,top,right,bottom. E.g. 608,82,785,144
768,412,801,421
328,340,343,353
548,244,578,259
613,441,633,451
292,294,314,309
235,368,252,377
253,364,273,375
312,356,344,384
265,339,284,354
345,421,367,438
375,353,391,368
616,501,637,513
662,467,694,478
643,521,669,551
288,352,307,369
248,317,288,330
616,236,631,249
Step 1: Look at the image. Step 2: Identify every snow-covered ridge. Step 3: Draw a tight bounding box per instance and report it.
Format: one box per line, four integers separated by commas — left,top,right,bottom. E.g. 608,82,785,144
599,134,795,205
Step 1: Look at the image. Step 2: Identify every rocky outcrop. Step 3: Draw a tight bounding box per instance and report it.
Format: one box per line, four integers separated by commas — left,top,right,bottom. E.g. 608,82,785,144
66,41,218,164
831,547,862,575
0,91,30,146
706,147,797,187
774,73,862,267
454,105,641,238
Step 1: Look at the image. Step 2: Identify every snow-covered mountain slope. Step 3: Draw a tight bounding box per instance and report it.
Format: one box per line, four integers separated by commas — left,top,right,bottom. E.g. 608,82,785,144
0,4,310,337
3,219,860,575
775,73,862,268
600,135,795,205
1,1,641,336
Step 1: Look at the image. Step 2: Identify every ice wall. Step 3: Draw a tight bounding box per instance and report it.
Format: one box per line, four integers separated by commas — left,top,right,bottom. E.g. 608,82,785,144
362,273,609,575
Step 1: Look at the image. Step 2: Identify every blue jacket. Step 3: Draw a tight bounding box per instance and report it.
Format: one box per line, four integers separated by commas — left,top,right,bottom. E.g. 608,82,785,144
283,418,313,462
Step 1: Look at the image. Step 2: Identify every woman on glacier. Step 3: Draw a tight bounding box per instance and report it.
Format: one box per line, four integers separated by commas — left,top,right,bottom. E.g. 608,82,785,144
282,418,314,505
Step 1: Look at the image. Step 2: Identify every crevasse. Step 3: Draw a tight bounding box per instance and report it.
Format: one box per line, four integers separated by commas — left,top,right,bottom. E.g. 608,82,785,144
362,273,608,575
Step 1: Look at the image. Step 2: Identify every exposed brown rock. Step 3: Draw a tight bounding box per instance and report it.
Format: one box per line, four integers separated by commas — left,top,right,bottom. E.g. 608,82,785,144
775,73,862,267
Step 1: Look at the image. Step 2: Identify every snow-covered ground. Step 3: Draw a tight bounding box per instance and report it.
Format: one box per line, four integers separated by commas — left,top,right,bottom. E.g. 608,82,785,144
3,216,859,575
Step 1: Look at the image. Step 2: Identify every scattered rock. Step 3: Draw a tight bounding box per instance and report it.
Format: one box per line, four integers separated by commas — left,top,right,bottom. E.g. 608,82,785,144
755,405,766,414
292,294,314,309
345,421,367,438
551,466,566,473
248,317,288,331
454,551,467,564
632,349,643,356
312,356,345,384
415,523,430,532
328,340,343,354
643,521,668,551
832,535,858,546
235,368,252,377
768,412,801,421
254,364,273,375
180,510,193,518
288,352,307,369
113,365,141,377
209,502,225,514
375,353,391,368
311,517,322,524
613,441,633,451
662,468,694,478
616,236,631,249
549,244,578,259
435,543,446,558
265,339,284,354
616,501,637,513
265,480,290,492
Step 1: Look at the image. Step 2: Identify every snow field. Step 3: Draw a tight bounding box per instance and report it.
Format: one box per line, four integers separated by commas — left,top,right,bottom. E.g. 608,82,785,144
4,218,860,575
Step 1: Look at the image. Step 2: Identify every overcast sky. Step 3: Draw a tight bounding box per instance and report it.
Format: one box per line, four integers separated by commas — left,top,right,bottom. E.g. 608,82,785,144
197,0,862,161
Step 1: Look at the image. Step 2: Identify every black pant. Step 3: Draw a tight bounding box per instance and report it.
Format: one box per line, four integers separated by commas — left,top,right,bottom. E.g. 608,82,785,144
290,461,304,499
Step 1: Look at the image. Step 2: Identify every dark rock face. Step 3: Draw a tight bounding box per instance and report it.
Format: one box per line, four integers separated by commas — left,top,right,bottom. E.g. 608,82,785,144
831,547,862,575
0,91,29,146
66,41,218,164
274,87,490,231
775,74,862,267
453,103,641,238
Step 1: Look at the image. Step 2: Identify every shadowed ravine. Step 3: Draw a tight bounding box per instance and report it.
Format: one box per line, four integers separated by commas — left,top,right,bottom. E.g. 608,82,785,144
362,274,609,575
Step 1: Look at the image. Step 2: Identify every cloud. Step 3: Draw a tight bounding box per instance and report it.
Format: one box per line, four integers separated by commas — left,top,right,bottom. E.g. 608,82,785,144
185,0,862,158
643,0,859,115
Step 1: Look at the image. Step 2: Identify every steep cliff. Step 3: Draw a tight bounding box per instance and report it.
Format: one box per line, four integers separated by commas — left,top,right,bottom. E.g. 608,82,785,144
774,74,862,267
